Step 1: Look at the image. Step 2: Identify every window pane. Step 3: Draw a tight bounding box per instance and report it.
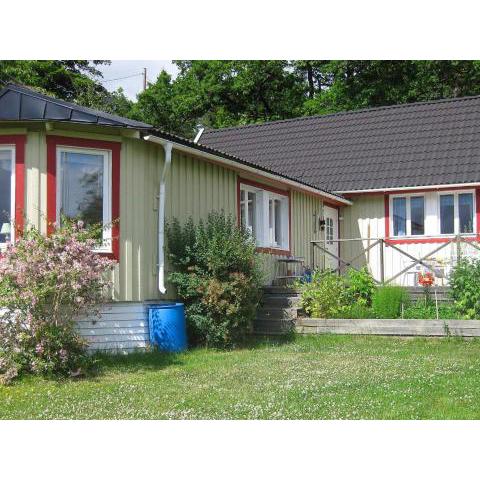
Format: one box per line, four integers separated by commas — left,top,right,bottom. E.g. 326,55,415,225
240,202,246,228
459,193,474,233
60,151,103,227
393,197,406,236
440,194,454,234
247,191,256,236
0,150,12,243
274,199,282,245
410,196,425,235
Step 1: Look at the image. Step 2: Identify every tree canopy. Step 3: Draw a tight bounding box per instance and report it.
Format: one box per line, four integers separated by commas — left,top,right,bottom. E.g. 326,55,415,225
0,60,133,118
3,60,480,138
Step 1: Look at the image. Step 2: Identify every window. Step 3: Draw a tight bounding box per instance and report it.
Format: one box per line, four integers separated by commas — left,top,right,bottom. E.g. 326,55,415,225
57,147,111,251
239,182,289,251
459,193,474,233
326,217,334,245
410,196,425,235
0,147,14,246
440,194,454,234
392,197,406,236
391,195,424,237
439,191,474,235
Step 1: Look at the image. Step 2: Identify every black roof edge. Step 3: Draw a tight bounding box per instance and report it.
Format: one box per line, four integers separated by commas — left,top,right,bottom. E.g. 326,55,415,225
0,82,151,129
202,93,480,136
145,128,349,204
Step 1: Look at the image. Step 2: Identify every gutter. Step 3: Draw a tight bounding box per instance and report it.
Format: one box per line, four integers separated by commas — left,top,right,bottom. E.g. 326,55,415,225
338,182,480,195
144,133,351,206
143,135,173,294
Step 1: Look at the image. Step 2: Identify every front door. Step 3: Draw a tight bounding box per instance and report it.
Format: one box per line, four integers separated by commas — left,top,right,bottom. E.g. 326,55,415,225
324,205,339,271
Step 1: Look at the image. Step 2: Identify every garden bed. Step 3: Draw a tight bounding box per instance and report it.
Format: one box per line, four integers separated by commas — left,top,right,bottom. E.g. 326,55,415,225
296,318,480,337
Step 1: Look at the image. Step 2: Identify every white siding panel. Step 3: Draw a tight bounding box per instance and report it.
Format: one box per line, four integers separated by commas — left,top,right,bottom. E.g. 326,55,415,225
76,302,149,353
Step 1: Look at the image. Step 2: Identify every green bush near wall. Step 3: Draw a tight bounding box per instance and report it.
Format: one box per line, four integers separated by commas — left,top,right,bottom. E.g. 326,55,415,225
372,286,410,319
166,212,262,348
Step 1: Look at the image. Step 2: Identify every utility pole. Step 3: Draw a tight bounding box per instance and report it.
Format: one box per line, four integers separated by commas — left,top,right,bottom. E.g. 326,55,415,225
143,68,147,91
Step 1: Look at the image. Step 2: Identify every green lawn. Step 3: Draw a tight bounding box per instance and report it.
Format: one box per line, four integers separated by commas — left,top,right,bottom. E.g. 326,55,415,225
2,334,480,419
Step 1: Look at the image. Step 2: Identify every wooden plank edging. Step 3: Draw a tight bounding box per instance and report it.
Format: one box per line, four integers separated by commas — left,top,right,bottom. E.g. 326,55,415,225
295,318,480,337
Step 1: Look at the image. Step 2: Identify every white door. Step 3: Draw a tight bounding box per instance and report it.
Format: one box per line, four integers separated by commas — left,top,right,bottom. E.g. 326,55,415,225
324,205,339,271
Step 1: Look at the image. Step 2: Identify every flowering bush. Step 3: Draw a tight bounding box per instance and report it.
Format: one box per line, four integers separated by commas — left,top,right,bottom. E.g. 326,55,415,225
0,221,115,383
166,212,262,348
450,259,480,319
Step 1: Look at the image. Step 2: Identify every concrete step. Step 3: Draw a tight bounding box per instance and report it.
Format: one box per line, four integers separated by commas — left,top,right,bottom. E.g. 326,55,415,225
261,295,301,308
256,307,298,321
254,319,295,335
262,286,301,296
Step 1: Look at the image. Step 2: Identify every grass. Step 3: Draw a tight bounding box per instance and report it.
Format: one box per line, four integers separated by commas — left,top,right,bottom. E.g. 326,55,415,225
2,334,480,419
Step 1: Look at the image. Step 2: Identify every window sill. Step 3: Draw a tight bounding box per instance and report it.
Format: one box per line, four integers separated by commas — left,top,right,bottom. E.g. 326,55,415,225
387,235,479,245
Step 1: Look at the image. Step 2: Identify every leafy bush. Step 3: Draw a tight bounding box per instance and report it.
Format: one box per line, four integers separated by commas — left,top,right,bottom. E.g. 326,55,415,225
403,300,462,320
344,267,376,307
166,212,262,348
298,270,348,318
372,286,409,319
333,304,374,319
449,259,480,319
0,221,115,383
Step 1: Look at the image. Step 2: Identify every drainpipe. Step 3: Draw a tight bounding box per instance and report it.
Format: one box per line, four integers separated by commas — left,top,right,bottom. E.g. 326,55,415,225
143,135,173,294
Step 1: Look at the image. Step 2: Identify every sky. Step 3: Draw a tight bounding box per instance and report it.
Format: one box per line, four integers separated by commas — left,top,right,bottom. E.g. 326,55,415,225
96,60,179,100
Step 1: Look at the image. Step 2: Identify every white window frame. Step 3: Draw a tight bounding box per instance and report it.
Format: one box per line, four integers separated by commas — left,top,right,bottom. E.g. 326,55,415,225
56,146,112,253
437,189,476,237
390,193,426,238
0,145,15,250
239,182,289,251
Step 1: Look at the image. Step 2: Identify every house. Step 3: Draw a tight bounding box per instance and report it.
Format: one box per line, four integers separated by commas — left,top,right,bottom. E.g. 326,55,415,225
1,83,479,349
199,96,480,287
0,83,348,350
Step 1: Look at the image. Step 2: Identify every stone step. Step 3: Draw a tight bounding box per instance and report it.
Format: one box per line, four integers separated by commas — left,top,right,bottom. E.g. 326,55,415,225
261,295,301,308
254,319,295,335
262,286,301,296
256,307,298,321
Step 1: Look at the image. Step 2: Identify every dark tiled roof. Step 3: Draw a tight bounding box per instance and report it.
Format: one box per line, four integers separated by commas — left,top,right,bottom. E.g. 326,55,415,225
0,83,152,129
199,96,480,192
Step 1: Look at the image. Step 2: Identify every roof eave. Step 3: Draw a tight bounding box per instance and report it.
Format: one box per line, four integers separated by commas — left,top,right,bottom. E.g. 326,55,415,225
145,131,352,206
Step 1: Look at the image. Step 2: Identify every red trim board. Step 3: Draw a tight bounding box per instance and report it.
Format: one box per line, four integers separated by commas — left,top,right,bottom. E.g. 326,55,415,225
46,135,121,260
237,177,292,256
0,135,26,238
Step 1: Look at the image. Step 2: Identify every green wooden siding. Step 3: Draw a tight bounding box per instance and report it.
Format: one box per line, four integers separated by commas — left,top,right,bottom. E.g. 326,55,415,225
7,126,328,301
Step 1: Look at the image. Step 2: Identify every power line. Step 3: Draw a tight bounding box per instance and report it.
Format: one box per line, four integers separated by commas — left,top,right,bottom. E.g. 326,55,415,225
100,72,144,83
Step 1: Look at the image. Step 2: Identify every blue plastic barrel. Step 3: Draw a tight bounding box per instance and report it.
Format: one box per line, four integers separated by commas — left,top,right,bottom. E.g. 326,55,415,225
148,302,187,352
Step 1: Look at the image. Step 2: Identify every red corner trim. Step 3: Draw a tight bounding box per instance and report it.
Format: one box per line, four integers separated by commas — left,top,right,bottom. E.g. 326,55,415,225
237,177,292,256
46,135,121,261
384,194,390,239
0,135,26,238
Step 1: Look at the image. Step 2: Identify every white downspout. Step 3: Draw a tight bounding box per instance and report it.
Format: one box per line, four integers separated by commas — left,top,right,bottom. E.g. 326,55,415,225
143,135,173,294
158,142,173,293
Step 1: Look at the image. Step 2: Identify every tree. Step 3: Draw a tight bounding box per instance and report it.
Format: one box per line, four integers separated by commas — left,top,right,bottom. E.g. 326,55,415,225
0,60,133,118
132,61,305,136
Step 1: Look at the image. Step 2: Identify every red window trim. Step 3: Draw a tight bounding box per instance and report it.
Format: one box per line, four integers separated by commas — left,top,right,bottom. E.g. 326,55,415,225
237,177,292,256
46,135,120,260
0,135,26,239
384,188,480,245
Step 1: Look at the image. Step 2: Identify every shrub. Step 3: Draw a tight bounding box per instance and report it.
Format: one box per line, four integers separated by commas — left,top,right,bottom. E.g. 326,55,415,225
298,270,348,318
344,267,376,307
403,301,461,320
166,212,262,348
0,221,115,383
449,259,480,319
333,304,374,319
372,286,409,319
